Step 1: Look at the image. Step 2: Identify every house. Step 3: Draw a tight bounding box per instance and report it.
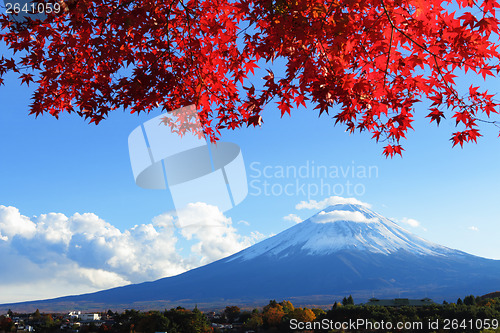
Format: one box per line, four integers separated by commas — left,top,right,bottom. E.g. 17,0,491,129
67,311,81,320
79,313,101,321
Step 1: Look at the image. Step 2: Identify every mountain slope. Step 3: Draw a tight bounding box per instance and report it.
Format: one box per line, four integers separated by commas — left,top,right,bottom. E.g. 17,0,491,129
2,204,500,311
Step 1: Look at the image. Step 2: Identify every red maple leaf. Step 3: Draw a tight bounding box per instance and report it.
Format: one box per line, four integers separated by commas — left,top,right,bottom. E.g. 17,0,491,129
0,0,499,157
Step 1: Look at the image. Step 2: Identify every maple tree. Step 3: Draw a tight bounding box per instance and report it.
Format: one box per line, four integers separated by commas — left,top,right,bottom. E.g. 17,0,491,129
1,0,500,157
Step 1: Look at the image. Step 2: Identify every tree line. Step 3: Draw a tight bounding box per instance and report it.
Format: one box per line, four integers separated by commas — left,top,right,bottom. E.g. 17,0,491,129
1,293,500,333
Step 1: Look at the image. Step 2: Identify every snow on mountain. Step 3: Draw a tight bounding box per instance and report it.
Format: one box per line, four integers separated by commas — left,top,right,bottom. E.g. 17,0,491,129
227,204,458,262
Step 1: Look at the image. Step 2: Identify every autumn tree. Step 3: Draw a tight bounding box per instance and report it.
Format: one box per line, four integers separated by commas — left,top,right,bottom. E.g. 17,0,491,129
42,313,55,328
288,307,317,322
311,307,326,317
279,300,295,314
242,309,264,331
262,300,285,327
332,301,342,310
0,316,14,333
163,307,211,333
1,0,500,156
136,311,170,333
222,305,241,323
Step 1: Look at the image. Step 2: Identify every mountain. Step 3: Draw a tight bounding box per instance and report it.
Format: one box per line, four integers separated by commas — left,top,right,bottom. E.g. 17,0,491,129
2,203,500,311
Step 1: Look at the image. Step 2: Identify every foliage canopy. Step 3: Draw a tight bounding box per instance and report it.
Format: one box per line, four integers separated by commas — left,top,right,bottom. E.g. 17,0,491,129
1,0,500,156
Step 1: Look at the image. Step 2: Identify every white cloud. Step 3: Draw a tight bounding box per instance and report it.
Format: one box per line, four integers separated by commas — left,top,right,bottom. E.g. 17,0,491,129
76,266,131,289
249,231,266,242
0,259,130,303
283,214,303,224
152,213,175,228
468,226,479,231
36,212,74,244
312,210,378,224
399,217,421,228
0,203,265,303
238,220,250,226
295,196,371,210
0,241,131,303
0,205,36,240
392,217,427,231
176,203,263,265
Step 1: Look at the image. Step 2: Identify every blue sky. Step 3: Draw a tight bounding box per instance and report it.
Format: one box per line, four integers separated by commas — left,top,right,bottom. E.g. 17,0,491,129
1,31,500,303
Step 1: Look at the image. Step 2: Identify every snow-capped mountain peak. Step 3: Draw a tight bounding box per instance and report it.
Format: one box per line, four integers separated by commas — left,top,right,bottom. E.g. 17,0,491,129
227,204,457,262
